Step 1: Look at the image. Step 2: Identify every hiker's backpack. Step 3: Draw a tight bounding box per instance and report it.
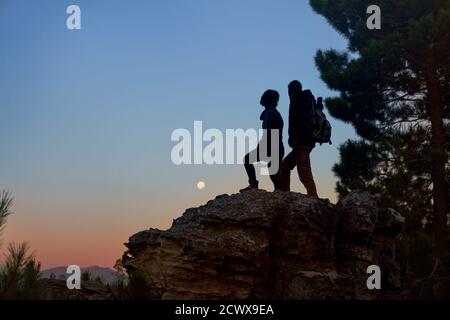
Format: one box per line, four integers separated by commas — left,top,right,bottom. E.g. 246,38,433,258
303,90,332,145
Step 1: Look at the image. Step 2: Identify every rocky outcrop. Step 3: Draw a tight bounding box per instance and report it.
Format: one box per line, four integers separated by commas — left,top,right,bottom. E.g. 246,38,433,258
123,190,405,300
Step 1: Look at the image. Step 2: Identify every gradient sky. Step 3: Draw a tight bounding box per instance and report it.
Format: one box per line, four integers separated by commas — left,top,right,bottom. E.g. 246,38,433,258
0,0,355,269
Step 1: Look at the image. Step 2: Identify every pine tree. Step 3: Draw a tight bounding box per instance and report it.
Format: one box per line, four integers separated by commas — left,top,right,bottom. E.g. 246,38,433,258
0,242,42,299
0,191,43,299
0,190,13,245
310,0,450,257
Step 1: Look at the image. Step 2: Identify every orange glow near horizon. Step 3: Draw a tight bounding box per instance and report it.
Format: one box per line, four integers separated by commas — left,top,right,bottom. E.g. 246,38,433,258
1,177,337,270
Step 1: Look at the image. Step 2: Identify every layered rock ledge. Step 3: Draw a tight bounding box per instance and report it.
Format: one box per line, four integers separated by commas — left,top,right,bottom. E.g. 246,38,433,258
123,190,405,299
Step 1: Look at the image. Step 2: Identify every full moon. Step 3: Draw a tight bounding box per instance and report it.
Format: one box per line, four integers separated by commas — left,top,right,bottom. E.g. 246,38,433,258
196,181,206,190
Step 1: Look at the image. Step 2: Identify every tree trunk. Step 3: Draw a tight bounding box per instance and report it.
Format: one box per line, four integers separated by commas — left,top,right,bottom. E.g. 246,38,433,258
427,75,449,258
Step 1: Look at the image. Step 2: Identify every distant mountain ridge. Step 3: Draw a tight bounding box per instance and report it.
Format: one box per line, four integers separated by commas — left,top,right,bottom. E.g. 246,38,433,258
40,266,124,285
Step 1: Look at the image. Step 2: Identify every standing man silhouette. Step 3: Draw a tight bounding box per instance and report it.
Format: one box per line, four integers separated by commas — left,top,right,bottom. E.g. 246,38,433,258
280,80,318,196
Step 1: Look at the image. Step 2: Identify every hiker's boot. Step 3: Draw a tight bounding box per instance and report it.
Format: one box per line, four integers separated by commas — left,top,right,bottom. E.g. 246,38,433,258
239,180,259,193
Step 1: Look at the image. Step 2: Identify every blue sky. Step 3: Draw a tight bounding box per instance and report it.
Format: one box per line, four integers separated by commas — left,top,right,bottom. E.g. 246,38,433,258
0,0,356,268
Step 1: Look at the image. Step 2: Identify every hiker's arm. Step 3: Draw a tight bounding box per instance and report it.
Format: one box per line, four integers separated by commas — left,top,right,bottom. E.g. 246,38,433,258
288,106,294,148
261,111,273,156
298,104,309,143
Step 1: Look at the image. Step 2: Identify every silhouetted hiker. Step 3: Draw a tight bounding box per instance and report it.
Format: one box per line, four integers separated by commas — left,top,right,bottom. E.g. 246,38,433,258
240,90,285,192
280,80,318,196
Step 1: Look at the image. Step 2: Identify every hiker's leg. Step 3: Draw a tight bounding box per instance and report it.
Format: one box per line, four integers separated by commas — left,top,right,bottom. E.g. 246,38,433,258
280,150,297,192
296,147,318,197
269,174,282,190
269,147,285,191
243,147,259,184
